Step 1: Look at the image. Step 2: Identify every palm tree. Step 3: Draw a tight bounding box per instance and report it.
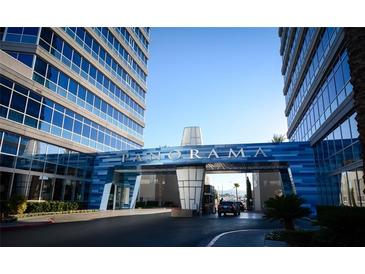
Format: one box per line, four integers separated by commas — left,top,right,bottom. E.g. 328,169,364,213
245,177,253,211
233,183,240,202
271,134,286,143
263,194,311,231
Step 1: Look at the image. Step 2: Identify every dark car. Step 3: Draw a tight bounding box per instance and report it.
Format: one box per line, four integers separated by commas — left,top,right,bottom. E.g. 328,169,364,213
236,201,245,211
218,201,240,216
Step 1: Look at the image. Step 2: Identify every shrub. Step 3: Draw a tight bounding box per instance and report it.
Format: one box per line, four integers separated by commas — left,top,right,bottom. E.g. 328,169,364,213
135,201,146,208
25,201,80,213
9,195,27,215
146,201,159,207
0,200,11,220
315,206,365,246
263,194,311,230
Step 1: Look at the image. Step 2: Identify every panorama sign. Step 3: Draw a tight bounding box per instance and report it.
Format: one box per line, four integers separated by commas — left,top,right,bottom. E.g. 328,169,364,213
121,147,269,163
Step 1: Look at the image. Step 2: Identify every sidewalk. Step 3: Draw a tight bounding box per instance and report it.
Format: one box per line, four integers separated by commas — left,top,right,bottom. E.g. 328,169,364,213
207,229,288,247
0,208,171,231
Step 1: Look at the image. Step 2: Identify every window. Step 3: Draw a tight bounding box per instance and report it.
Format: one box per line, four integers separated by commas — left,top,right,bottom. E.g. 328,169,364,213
334,67,344,93
82,124,90,138
10,92,27,112
78,85,86,100
40,105,53,123
34,58,48,76
47,66,59,83
68,79,78,95
72,51,81,67
81,58,89,73
63,115,74,131
89,65,96,79
7,27,22,34
76,28,85,40
1,132,19,155
26,99,40,118
86,91,94,105
40,27,53,44
84,33,92,48
0,85,11,106
58,72,69,90
328,77,336,102
62,42,72,60
349,113,359,140
342,60,351,83
52,110,64,127
23,28,39,36
52,35,63,52
73,120,82,134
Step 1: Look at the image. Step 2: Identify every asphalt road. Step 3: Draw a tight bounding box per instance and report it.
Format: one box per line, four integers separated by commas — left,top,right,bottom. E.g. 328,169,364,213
1,213,283,247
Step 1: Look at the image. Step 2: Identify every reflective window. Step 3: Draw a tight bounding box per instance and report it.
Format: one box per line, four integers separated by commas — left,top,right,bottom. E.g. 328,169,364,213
1,76,141,152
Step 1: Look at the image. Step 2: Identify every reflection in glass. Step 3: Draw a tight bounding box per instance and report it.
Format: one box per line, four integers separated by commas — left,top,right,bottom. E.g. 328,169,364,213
40,177,54,200
28,176,42,200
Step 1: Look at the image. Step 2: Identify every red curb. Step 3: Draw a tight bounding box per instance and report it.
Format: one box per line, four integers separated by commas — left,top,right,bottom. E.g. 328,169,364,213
0,220,54,232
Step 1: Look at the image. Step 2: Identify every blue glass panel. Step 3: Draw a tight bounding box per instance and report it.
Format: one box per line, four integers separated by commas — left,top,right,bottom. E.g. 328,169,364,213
1,131,19,155
8,110,23,123
0,85,11,106
26,99,40,118
24,116,38,128
10,92,26,112
68,78,78,95
58,72,69,89
47,66,59,83
63,115,73,131
29,91,42,102
0,106,8,118
72,51,81,67
52,110,64,127
74,120,82,134
78,85,86,100
23,27,39,35
40,105,53,123
62,42,72,60
52,35,63,51
40,27,53,44
18,54,34,67
34,58,47,76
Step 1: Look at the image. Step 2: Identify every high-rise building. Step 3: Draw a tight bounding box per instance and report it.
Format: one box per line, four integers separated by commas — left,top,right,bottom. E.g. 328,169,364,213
279,27,365,206
0,27,150,204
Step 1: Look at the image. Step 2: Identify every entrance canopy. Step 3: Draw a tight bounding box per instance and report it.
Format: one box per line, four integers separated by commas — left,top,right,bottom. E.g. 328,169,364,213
91,142,317,211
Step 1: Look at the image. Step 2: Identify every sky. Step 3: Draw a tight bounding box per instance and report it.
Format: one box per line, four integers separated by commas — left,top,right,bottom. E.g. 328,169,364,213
143,28,287,191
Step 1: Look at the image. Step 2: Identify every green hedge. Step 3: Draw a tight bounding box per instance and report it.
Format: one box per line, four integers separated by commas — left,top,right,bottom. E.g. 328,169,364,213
25,201,80,213
315,205,365,246
266,206,365,246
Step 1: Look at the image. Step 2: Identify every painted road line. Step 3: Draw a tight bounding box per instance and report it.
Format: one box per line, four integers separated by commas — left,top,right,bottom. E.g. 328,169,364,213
206,229,263,247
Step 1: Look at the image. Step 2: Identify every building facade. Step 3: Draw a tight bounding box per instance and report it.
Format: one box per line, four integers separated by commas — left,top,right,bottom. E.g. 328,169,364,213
279,27,364,206
0,27,150,205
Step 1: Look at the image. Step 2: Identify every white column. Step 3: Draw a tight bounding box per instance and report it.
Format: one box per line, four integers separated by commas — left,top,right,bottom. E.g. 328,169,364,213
176,166,205,211
99,183,112,210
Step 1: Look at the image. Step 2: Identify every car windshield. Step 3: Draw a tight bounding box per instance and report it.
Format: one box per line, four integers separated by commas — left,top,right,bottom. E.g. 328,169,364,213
220,202,234,205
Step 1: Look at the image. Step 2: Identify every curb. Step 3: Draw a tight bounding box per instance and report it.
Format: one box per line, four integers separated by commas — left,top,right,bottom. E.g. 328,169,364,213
0,219,55,232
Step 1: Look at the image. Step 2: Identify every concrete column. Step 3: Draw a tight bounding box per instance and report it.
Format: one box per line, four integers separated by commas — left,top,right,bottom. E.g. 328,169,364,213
130,175,141,209
176,166,205,212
